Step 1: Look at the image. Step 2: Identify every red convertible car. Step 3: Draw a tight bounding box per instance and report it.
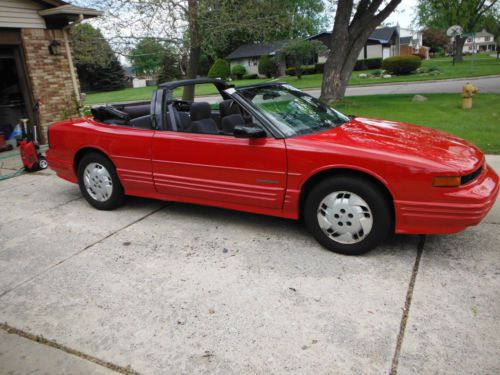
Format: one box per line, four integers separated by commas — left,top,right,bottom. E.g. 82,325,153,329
46,79,499,255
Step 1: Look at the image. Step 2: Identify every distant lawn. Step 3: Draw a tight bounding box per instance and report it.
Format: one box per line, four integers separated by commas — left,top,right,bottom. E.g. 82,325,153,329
85,55,500,105
334,93,500,154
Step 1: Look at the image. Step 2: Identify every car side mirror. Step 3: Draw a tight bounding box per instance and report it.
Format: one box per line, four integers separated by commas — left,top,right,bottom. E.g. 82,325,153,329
233,125,266,138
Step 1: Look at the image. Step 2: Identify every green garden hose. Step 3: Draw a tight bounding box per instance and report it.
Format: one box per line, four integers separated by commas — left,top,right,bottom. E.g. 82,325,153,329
0,168,25,181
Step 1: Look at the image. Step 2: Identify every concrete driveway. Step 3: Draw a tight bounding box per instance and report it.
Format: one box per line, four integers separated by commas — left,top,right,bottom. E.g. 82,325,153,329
0,156,499,375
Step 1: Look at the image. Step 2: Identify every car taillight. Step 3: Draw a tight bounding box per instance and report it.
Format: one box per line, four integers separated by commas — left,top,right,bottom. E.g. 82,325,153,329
432,176,461,187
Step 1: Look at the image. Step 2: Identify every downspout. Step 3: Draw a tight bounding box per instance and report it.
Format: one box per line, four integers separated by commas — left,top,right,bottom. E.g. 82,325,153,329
63,14,83,102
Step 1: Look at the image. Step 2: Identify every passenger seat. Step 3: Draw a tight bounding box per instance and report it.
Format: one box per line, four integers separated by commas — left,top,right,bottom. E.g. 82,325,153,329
189,102,219,134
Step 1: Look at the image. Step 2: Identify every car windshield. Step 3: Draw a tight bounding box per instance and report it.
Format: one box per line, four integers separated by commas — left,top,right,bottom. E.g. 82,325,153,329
238,85,350,137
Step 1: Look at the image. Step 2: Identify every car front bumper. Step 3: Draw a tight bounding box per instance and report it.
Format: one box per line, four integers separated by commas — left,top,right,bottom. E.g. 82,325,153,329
395,164,499,234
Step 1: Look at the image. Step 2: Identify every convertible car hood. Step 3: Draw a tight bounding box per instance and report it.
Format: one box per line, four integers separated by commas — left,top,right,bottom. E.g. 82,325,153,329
302,117,483,173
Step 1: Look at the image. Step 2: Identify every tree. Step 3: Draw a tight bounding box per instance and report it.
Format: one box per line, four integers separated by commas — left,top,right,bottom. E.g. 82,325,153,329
416,0,499,62
258,55,279,78
199,0,328,58
71,23,125,92
320,0,402,103
75,0,328,99
157,50,182,84
422,28,449,53
279,39,326,79
129,38,167,77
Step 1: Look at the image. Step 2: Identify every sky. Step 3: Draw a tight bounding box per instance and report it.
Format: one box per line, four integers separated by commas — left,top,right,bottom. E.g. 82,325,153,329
384,0,420,29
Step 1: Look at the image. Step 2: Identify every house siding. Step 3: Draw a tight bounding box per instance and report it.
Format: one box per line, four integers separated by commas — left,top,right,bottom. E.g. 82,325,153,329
0,0,46,29
230,58,259,76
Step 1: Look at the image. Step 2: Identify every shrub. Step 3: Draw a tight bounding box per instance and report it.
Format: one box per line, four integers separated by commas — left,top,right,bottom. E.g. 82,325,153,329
231,64,246,80
354,60,365,71
208,58,230,79
382,56,421,75
258,55,279,78
315,63,325,73
242,73,258,80
353,58,383,71
285,65,316,76
364,58,382,69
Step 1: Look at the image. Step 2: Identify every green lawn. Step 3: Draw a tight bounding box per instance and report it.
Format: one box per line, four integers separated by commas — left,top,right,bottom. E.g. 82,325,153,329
85,55,500,105
334,93,500,154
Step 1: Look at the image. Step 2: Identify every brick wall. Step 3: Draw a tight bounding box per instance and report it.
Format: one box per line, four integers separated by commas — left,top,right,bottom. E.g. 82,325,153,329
21,28,80,143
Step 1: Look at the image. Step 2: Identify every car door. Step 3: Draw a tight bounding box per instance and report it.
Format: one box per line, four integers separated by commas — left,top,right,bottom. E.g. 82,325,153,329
151,130,287,210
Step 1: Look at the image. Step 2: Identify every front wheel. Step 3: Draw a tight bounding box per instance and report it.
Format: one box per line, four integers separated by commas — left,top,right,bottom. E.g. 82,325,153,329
304,176,392,255
77,153,124,210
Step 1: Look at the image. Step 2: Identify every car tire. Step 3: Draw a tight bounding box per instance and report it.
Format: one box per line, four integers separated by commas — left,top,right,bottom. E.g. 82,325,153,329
304,175,392,255
77,153,124,210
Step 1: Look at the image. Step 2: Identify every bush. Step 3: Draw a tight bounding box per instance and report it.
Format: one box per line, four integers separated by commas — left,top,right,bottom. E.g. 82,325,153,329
285,65,316,76
242,73,258,80
353,58,383,71
364,58,382,69
208,58,230,79
382,56,421,75
258,55,279,78
231,64,246,80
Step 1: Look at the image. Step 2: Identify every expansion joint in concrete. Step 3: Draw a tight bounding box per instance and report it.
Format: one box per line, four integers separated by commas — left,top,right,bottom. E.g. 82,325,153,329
0,204,167,299
390,234,425,375
0,323,140,375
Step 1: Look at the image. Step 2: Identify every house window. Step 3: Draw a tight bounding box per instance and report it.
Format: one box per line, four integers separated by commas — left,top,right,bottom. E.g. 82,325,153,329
466,38,473,43
248,58,258,66
485,36,491,42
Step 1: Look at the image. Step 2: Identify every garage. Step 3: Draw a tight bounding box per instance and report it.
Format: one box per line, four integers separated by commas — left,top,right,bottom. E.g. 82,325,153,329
0,0,100,146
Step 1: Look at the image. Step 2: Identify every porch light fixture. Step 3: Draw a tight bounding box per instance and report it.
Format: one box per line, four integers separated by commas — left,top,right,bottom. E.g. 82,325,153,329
48,40,61,55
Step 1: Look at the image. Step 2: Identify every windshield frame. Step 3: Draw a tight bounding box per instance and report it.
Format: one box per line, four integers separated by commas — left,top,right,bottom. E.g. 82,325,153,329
235,83,350,138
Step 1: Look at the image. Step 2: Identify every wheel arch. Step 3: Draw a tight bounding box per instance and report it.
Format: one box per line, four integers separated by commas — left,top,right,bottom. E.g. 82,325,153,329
73,146,114,174
298,167,396,222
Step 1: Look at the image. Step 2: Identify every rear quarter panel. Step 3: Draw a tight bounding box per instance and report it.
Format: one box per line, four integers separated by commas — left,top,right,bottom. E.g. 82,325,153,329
47,118,155,194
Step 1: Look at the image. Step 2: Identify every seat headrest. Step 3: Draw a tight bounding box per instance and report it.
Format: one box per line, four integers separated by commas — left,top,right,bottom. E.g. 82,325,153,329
190,102,212,121
219,99,241,118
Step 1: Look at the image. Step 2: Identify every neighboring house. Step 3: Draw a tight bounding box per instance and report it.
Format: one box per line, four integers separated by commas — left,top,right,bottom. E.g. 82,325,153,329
226,41,286,76
308,26,400,63
0,0,100,143
399,28,429,59
461,29,497,53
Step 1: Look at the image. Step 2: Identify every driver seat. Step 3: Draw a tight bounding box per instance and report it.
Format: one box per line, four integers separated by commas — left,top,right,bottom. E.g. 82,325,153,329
219,99,245,134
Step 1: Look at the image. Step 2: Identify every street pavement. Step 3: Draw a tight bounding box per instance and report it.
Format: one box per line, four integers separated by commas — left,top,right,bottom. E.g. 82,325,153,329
0,155,499,374
191,76,500,104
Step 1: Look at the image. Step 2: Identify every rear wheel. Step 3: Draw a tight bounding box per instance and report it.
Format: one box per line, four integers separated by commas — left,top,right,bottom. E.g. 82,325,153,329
77,153,124,210
304,176,392,255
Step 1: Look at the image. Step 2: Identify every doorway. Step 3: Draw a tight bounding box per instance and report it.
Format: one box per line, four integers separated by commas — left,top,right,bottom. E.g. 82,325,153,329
0,45,34,141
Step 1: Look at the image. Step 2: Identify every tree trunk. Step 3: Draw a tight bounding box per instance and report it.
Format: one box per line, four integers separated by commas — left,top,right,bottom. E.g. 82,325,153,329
454,36,466,63
320,0,402,103
182,0,200,101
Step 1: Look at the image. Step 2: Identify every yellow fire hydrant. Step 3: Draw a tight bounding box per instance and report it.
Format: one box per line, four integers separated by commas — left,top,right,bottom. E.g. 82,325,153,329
462,82,478,109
